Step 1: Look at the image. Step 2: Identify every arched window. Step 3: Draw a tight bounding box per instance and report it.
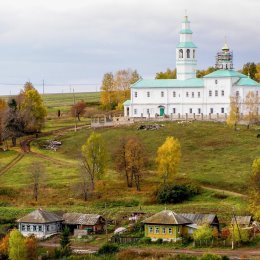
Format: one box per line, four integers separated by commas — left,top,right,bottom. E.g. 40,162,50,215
193,49,195,59
179,49,183,59
187,49,190,58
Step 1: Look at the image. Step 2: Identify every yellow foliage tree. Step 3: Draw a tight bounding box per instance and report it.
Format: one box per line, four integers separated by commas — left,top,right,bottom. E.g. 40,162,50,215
8,229,26,260
245,91,259,128
156,136,181,185
0,98,7,144
226,96,240,130
255,63,260,82
100,72,115,110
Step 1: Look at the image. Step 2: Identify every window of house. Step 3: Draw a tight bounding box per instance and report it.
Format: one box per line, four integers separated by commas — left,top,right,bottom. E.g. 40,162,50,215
134,109,137,115
177,226,181,234
27,225,30,231
149,227,153,233
221,90,224,96
189,108,192,114
221,107,224,113
198,92,201,98
210,108,214,114
46,225,49,232
198,108,201,114
155,227,160,234
187,49,190,58
179,49,183,59
236,91,239,97
162,227,166,234
134,92,137,98
192,92,194,98
215,90,218,97
186,92,189,97
173,91,176,97
33,225,37,232
193,49,195,59
161,91,164,97
147,91,150,97
21,225,25,231
168,228,172,234
209,90,212,97
147,109,150,114
215,79,218,84
173,108,176,114
39,225,42,232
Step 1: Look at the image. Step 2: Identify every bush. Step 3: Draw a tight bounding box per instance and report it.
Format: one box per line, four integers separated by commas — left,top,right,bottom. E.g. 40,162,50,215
200,253,222,260
139,237,152,244
156,182,201,204
98,243,119,255
156,238,163,244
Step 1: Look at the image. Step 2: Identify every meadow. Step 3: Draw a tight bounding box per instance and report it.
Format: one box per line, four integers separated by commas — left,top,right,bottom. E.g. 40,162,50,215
0,92,259,224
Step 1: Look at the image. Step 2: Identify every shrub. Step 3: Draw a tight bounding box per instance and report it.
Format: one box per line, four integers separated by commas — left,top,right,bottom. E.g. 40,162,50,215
156,238,163,244
156,182,200,204
139,237,152,244
98,243,119,255
193,225,213,241
200,253,222,260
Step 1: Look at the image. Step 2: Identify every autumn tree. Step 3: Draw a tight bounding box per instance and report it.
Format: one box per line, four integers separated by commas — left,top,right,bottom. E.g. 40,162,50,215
249,158,260,219
71,100,86,121
19,82,47,133
0,98,7,145
255,63,260,82
25,235,37,260
244,91,259,128
240,62,257,81
155,68,176,79
156,136,181,185
192,224,213,241
81,132,107,190
226,96,240,130
29,162,45,202
100,72,115,110
0,233,9,260
197,67,217,78
8,229,26,260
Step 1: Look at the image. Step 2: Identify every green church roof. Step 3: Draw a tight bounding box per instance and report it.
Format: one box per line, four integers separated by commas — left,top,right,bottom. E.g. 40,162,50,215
177,42,197,48
131,78,204,89
204,70,247,78
179,29,193,34
236,77,260,87
123,99,131,105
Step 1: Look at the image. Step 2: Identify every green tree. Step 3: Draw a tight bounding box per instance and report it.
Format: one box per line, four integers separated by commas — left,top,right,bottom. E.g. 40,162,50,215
197,67,217,78
192,224,213,241
155,68,176,79
8,229,26,260
81,132,107,190
156,136,181,185
244,91,259,128
240,62,257,80
59,227,71,257
0,98,7,145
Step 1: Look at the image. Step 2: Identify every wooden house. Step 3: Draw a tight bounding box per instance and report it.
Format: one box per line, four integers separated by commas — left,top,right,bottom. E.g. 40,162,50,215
142,210,192,242
17,209,63,239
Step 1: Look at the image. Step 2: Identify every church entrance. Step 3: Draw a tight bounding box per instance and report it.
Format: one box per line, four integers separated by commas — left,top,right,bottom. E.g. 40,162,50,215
159,107,165,116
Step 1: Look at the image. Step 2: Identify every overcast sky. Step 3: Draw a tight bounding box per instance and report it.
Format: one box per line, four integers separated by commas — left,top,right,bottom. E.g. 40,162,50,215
0,0,259,95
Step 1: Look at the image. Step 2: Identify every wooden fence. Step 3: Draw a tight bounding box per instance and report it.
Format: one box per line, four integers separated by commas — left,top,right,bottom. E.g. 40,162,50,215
111,236,140,244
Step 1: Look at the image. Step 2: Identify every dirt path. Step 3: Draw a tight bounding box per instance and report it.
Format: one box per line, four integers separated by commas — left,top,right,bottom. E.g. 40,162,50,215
202,185,247,198
0,153,24,176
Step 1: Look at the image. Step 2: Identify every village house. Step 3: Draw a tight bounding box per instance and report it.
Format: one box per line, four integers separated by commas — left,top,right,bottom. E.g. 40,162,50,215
142,210,192,242
231,215,253,228
17,209,63,239
63,212,106,236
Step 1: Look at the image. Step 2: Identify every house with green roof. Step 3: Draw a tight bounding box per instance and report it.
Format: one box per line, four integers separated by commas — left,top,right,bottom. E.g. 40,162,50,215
123,15,260,119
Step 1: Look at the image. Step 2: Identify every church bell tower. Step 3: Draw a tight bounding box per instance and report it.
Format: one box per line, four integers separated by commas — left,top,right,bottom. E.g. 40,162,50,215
215,42,233,70
176,15,197,80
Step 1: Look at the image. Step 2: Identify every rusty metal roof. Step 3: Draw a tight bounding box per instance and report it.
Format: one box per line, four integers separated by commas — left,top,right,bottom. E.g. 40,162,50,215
17,209,63,224
63,213,104,226
180,213,218,225
142,210,192,225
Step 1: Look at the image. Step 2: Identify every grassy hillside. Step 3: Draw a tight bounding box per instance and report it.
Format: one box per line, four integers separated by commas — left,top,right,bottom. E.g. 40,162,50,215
0,120,259,222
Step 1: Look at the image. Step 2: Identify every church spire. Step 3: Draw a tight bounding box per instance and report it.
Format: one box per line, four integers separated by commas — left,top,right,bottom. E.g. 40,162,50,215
215,40,233,70
176,14,197,80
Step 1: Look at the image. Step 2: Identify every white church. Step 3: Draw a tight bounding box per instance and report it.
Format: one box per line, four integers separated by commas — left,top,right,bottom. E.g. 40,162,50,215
123,16,260,119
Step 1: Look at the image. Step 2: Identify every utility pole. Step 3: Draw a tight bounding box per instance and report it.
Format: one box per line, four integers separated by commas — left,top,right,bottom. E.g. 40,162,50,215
42,79,45,95
73,88,77,132
105,202,108,242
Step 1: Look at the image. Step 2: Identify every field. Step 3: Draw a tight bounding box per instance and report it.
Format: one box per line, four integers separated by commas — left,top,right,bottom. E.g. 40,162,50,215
0,92,259,224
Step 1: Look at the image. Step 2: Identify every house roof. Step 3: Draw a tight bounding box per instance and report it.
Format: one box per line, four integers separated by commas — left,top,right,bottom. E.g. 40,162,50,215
63,213,104,226
131,78,204,89
236,77,260,87
180,213,218,226
142,210,192,225
17,209,63,224
204,69,247,78
231,216,252,226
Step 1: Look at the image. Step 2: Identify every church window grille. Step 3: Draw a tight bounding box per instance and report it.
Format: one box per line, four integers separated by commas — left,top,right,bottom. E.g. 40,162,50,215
221,90,224,96
215,90,218,97
161,91,164,97
187,49,190,58
209,90,212,97
192,92,194,98
179,49,183,59
210,108,214,114
221,108,224,113
173,108,176,114
173,91,176,97
193,49,195,59
215,80,218,84
189,108,192,113
198,108,201,114
198,92,201,98
134,109,137,115
147,91,150,97
186,92,189,97
134,92,137,98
